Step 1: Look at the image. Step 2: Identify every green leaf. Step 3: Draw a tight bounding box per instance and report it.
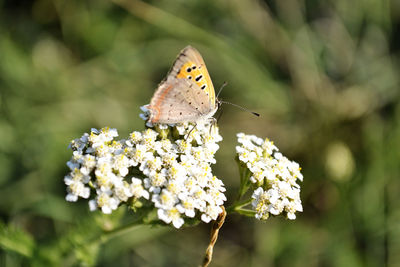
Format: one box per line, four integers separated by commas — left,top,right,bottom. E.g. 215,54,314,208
0,220,36,258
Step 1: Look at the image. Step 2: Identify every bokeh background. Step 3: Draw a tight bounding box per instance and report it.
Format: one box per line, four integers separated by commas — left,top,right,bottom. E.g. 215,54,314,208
1,0,400,266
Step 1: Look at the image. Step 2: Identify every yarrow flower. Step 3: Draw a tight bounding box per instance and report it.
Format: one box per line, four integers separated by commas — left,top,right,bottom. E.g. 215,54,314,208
64,107,225,228
236,133,303,220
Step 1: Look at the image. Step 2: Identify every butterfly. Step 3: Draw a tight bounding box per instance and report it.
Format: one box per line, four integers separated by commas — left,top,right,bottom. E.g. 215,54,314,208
147,46,218,125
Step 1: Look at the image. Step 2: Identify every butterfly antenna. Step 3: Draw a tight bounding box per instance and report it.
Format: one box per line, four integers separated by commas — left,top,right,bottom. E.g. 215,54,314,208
219,100,260,117
216,81,228,98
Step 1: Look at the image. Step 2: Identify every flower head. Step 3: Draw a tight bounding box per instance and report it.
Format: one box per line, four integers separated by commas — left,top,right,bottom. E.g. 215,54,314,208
65,109,225,229
236,133,303,220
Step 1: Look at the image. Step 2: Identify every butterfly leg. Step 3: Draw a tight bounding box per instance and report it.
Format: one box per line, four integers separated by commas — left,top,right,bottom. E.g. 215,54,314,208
185,123,198,140
208,117,218,135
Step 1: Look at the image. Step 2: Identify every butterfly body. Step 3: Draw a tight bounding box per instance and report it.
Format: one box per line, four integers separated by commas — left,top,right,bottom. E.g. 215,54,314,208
148,46,217,124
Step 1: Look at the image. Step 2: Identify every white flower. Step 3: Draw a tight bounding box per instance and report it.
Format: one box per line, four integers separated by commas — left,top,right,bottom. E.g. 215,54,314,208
175,123,188,136
144,169,168,193
237,133,303,220
64,168,91,201
157,207,185,229
130,177,150,199
153,189,178,210
201,205,223,223
176,194,196,217
96,191,119,214
89,127,118,148
65,117,225,229
176,139,191,154
130,131,143,144
113,154,130,177
69,133,89,152
113,179,133,202
88,199,97,211
131,144,147,165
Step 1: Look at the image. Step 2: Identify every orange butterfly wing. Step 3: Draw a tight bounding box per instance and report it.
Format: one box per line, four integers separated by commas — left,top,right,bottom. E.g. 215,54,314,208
148,46,217,124
168,46,216,108
148,78,216,124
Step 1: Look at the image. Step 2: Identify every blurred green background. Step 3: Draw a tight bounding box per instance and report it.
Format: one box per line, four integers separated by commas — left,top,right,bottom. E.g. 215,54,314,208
1,0,400,266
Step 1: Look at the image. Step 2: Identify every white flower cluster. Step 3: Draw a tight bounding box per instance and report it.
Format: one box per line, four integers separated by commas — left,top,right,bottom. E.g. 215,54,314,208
65,119,225,228
236,133,303,220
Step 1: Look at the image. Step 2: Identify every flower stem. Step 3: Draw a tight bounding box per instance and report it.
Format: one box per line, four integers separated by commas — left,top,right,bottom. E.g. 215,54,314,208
236,161,251,200
85,220,142,249
226,198,252,213
96,220,143,245
234,208,256,217
93,210,158,246
201,206,226,267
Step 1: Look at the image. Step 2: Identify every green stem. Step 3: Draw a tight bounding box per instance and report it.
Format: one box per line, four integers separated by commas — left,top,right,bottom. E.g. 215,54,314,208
92,210,159,246
96,220,143,245
226,198,252,213
236,161,251,201
235,208,256,217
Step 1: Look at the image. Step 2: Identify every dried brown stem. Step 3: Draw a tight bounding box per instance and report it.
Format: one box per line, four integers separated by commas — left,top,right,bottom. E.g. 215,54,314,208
201,206,227,267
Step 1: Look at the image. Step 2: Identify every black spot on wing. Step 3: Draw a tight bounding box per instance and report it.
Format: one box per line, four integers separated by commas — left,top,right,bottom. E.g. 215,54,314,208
195,75,203,82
